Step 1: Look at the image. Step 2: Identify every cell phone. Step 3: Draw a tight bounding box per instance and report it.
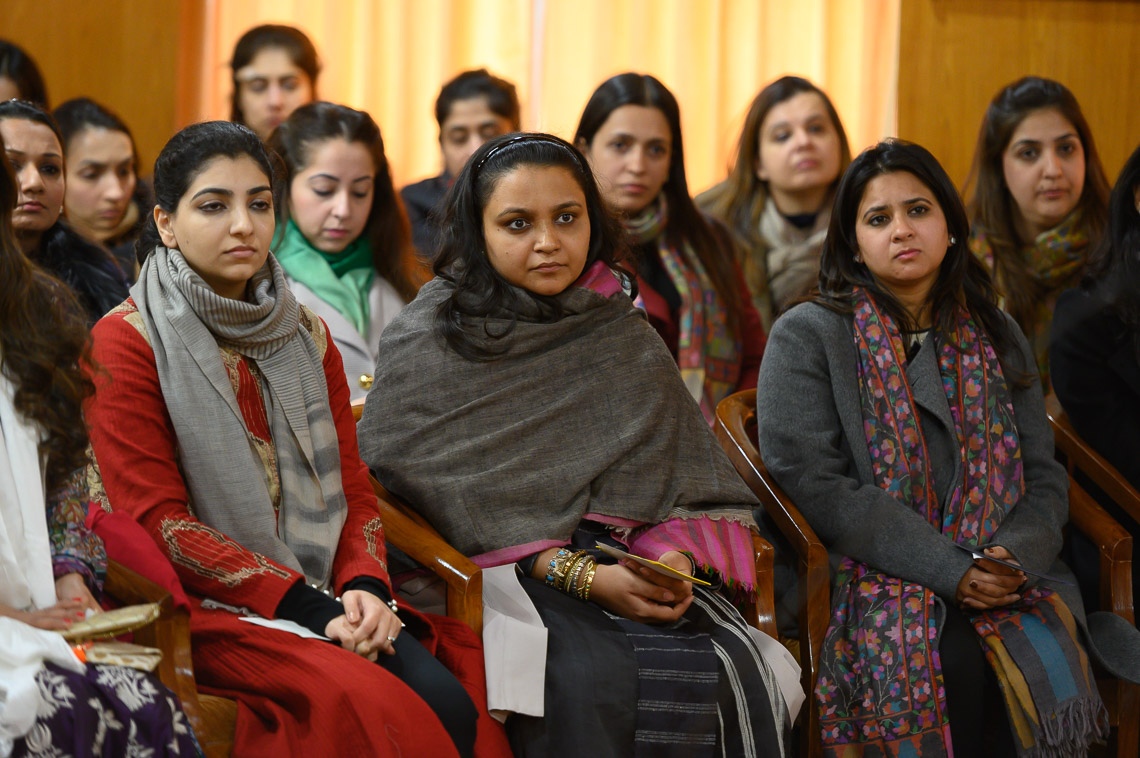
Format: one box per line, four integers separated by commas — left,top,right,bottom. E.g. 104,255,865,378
953,543,1075,586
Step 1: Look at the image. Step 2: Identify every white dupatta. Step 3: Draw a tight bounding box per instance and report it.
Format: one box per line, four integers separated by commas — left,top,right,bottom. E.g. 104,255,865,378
0,364,54,612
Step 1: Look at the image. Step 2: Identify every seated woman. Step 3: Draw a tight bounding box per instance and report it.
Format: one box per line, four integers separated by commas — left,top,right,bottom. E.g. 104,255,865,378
84,120,508,757
0,142,194,756
698,76,851,328
268,102,426,400
0,39,48,105
359,132,793,757
966,76,1110,391
1051,143,1140,591
575,73,765,422
401,68,520,256
0,99,128,325
54,97,148,282
757,138,1135,756
230,24,319,142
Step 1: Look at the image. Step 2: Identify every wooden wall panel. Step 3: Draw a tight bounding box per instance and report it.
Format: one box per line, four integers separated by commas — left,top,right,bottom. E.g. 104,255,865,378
898,0,1140,189
0,0,189,175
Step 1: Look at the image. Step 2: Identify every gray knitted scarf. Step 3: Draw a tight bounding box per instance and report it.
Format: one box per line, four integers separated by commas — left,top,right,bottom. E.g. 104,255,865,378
131,246,347,588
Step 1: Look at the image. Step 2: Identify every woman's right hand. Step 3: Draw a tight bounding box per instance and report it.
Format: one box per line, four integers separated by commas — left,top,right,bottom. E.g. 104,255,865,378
955,545,1025,611
0,599,88,630
590,562,694,624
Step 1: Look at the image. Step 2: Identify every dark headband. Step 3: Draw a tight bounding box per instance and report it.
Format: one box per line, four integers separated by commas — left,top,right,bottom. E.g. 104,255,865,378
473,133,589,177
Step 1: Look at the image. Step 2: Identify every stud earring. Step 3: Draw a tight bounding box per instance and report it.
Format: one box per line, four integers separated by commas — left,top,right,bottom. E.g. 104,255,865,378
949,235,957,246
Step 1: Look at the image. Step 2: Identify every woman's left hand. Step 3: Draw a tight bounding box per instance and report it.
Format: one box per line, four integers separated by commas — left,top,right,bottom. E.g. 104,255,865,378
340,589,402,659
54,572,102,617
626,551,695,603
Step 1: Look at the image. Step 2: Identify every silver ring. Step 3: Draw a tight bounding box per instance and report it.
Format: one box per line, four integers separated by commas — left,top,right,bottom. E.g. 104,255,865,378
387,635,397,643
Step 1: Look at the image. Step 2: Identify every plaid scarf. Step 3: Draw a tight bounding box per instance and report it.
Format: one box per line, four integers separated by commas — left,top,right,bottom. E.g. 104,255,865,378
625,197,742,422
817,287,1105,756
131,247,347,589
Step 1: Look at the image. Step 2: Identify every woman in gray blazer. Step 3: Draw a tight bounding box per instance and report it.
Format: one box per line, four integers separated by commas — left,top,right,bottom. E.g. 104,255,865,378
758,139,1113,757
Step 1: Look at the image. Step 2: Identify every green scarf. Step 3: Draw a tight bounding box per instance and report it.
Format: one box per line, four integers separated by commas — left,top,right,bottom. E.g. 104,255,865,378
275,219,375,335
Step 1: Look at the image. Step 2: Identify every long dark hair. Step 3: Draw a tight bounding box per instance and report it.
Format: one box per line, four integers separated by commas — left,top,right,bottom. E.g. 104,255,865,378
964,76,1110,334
700,76,851,246
820,139,1029,381
269,102,424,301
138,121,279,263
434,132,633,361
0,40,48,107
1084,143,1140,360
0,138,93,489
574,73,744,334
229,25,320,125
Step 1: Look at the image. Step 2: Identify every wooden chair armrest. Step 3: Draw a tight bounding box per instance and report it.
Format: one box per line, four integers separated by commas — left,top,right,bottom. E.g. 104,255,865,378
1068,482,1135,624
369,477,483,634
1047,395,1140,524
104,561,209,743
747,531,778,639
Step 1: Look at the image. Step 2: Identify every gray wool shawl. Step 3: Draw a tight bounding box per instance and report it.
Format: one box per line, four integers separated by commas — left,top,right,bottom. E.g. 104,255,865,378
131,247,347,588
358,277,758,558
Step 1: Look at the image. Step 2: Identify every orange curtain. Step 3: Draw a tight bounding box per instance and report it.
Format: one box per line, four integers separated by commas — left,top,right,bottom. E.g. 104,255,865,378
190,0,899,193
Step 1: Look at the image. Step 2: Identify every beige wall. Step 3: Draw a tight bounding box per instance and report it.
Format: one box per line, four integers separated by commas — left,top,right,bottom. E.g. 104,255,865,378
898,0,1140,189
1,0,188,174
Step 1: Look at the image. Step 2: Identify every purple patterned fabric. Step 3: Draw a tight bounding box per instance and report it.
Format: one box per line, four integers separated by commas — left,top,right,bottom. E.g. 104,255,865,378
13,662,199,757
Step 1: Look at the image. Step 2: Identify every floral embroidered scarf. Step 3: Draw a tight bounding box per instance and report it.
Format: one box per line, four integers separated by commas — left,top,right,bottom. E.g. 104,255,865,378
625,197,741,422
817,287,1105,756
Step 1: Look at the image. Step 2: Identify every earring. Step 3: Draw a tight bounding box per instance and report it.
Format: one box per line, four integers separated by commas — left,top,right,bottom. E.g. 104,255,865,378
949,235,957,246
853,253,862,264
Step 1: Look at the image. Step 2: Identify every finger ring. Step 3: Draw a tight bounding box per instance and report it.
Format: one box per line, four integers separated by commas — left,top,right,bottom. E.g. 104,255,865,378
387,635,397,643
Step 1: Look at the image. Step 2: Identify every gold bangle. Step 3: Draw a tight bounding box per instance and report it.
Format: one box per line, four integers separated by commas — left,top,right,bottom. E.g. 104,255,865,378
564,552,589,595
579,560,598,601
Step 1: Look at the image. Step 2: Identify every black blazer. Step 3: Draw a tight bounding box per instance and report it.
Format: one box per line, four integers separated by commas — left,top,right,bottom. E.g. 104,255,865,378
1051,287,1140,490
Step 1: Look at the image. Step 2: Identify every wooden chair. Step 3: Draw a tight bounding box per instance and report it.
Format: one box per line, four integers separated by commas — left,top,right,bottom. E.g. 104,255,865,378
1045,395,1140,757
716,388,1140,758
715,389,828,758
103,478,484,756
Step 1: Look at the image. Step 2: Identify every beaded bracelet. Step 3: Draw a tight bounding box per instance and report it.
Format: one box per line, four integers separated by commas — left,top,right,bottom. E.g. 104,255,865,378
546,547,574,587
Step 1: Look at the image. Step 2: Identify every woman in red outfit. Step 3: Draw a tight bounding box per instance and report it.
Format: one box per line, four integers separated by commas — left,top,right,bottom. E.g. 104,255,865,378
84,120,507,757
574,73,766,422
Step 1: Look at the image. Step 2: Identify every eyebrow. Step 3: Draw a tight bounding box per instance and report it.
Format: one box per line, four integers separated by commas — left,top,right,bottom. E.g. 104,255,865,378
495,199,583,219
309,173,373,183
1012,132,1078,147
191,185,272,200
5,147,62,160
861,196,930,219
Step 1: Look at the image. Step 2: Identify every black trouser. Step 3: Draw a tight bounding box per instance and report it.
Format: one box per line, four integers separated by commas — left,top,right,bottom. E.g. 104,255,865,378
378,633,479,758
939,603,1016,757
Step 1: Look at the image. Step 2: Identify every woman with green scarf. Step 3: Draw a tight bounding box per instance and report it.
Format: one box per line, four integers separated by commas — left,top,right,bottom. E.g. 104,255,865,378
270,102,427,399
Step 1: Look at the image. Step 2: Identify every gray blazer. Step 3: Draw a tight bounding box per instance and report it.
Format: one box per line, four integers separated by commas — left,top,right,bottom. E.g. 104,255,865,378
756,302,1079,616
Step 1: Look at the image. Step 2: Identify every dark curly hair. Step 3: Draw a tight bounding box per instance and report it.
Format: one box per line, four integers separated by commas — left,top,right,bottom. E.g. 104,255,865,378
0,137,94,489
433,132,633,361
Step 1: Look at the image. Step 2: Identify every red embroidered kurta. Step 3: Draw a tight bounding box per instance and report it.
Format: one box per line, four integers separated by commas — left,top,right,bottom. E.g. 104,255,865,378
86,299,508,757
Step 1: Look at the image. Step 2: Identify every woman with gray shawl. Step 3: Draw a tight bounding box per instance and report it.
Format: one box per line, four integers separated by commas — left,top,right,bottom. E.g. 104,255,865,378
84,121,510,757
359,133,792,757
